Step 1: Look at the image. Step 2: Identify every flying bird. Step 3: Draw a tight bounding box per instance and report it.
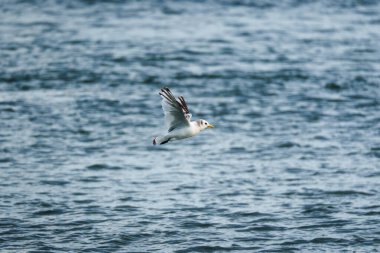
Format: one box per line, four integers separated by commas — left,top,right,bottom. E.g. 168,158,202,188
153,87,214,145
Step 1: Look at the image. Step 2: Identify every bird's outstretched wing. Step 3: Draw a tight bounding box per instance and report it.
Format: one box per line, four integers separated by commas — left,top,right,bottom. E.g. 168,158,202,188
177,95,192,121
159,87,191,132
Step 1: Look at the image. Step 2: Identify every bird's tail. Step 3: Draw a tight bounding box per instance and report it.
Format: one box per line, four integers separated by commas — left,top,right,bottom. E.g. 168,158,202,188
153,135,170,145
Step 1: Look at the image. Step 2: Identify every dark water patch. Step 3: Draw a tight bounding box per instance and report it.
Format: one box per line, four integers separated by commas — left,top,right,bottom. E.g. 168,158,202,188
73,199,94,204
0,157,14,163
161,5,184,15
179,221,215,229
230,211,272,218
118,196,133,202
228,146,248,153
223,0,277,8
73,128,91,136
296,188,376,198
208,38,231,44
57,219,102,228
78,176,102,183
0,70,104,89
113,232,155,244
0,106,17,113
20,200,54,209
32,209,66,217
149,179,171,185
0,218,24,228
280,239,309,246
236,225,286,232
173,184,200,191
310,237,349,244
82,205,106,215
40,180,70,186
285,167,307,174
368,146,380,158
362,205,380,210
302,203,337,215
362,211,380,216
217,191,244,198
323,190,375,196
313,135,329,140
176,245,259,253
276,141,301,149
281,237,349,246
86,164,123,171
354,99,379,108
83,146,105,154
132,165,149,170
314,219,351,229
113,205,140,212
363,171,380,177
325,82,343,91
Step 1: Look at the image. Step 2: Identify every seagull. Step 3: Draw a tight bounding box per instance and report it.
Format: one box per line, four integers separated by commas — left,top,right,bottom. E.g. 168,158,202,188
153,87,214,145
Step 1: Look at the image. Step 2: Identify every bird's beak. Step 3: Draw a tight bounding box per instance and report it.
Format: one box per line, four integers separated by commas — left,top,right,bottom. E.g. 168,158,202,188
207,124,214,128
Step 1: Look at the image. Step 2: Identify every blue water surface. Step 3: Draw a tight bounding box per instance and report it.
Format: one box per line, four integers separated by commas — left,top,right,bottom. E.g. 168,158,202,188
1,0,380,252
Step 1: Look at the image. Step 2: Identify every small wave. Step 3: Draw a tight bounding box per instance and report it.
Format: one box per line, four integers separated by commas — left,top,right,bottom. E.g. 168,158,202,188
179,221,215,229
236,225,286,232
32,209,65,216
40,180,70,186
117,232,154,242
0,157,14,163
310,237,349,244
228,146,248,153
113,205,140,212
363,211,380,216
323,190,375,196
230,211,273,218
175,245,258,253
368,147,380,158
281,237,349,246
86,164,123,170
73,199,94,204
78,176,102,183
325,82,343,91
276,141,301,149
302,204,336,215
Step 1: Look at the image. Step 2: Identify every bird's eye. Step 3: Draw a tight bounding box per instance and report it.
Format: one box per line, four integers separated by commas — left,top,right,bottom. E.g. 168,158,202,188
205,122,208,125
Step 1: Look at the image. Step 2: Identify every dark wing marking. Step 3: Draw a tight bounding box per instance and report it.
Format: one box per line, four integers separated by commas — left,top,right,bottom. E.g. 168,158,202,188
178,96,190,114
159,87,190,132
159,87,178,106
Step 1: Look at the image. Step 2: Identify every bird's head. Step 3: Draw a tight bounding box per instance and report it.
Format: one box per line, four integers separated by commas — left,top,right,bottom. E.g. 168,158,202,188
198,119,214,131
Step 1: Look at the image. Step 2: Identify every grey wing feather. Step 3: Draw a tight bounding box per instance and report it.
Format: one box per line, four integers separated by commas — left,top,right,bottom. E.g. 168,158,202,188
159,87,190,132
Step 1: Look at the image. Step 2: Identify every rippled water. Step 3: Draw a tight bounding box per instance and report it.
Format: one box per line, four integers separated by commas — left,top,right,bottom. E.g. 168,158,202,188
1,0,380,252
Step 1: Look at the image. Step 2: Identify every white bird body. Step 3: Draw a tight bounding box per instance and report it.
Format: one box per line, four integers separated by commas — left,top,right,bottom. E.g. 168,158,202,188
154,121,201,144
153,87,214,145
